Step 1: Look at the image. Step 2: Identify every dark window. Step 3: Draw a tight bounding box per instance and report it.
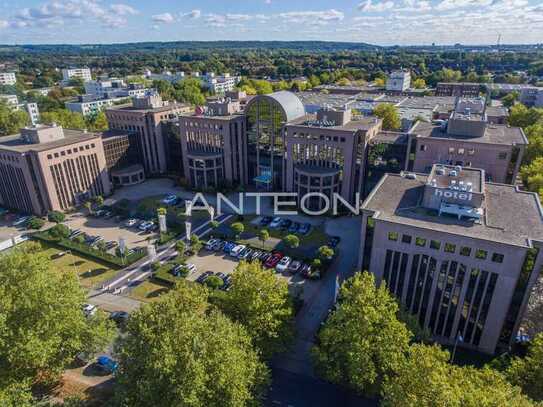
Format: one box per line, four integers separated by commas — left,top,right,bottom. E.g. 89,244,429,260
402,234,412,244
444,243,456,253
475,249,488,260
492,253,504,263
498,152,507,160
388,232,399,241
430,240,441,250
460,247,471,256
415,237,426,247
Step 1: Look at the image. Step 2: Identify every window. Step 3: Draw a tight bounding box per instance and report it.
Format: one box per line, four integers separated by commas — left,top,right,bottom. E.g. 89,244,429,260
498,152,507,160
468,149,475,155
415,237,427,247
444,243,456,253
430,240,441,250
47,154,52,159
420,145,427,152
475,249,488,260
458,148,465,155
448,147,455,154
402,234,412,244
460,247,472,256
388,232,399,241
492,253,504,263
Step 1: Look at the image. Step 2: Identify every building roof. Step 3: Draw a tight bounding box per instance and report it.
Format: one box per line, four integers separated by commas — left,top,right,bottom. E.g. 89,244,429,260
106,101,189,114
286,113,381,132
485,106,508,117
397,96,456,110
362,172,543,247
295,91,356,110
100,129,131,140
0,129,101,153
410,120,527,145
246,91,306,122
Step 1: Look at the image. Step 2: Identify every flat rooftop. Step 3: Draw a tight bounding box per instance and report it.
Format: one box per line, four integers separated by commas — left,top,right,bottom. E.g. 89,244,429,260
428,165,483,192
179,112,244,121
397,96,456,110
296,91,356,108
0,129,101,153
286,114,381,132
410,120,527,145
106,101,189,114
362,172,543,247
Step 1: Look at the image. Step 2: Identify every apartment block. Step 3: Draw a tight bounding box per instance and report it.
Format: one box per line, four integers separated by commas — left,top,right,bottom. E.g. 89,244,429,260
386,70,411,92
283,107,382,210
0,72,16,86
201,72,241,94
61,68,92,83
436,82,481,97
520,87,543,108
359,164,543,354
407,98,526,184
105,94,191,175
178,99,246,189
0,125,110,215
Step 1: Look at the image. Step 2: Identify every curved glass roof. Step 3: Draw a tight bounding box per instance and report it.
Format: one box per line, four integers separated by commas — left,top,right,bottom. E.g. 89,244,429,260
246,91,306,122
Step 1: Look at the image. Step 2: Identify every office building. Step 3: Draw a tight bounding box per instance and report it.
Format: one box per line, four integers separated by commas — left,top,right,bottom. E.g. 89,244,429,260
61,68,92,83
283,107,382,210
0,125,110,215
178,99,246,189
0,72,17,86
406,98,527,184
359,164,543,354
386,70,411,92
105,94,191,175
435,82,481,97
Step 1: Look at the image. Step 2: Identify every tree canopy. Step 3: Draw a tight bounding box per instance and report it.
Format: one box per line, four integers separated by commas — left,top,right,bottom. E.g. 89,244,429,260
506,333,543,402
0,100,29,136
373,103,401,130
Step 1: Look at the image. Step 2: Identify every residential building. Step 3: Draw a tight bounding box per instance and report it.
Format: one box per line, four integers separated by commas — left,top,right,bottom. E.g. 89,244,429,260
0,72,17,86
145,70,186,83
520,87,543,108
178,99,246,189
61,68,92,83
66,96,130,117
0,94,19,107
485,106,508,125
105,94,191,175
359,164,543,354
386,70,411,92
0,124,110,215
0,95,40,126
406,98,527,184
436,82,481,97
201,72,241,94
283,106,382,210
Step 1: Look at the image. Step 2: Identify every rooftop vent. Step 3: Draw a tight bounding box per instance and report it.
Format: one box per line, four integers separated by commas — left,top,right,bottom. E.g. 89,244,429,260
404,172,417,180
449,170,458,177
436,167,445,175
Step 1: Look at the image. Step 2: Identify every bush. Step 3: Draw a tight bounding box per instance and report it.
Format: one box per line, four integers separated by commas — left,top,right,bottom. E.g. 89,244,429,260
205,275,224,290
27,217,45,230
49,224,70,239
47,211,65,223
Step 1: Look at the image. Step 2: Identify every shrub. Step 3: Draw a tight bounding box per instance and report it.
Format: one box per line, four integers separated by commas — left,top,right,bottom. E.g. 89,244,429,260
205,275,224,290
27,217,45,230
49,224,70,239
47,211,65,223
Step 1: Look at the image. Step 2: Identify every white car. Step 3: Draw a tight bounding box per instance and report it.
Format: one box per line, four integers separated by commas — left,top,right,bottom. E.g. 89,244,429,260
229,244,246,257
125,218,137,227
269,217,282,229
162,194,178,205
205,239,219,250
82,303,97,317
276,256,291,272
185,263,197,274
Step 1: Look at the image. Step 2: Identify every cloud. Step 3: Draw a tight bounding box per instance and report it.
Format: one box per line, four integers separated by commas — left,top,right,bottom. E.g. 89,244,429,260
152,12,175,24
180,9,201,19
358,0,395,12
0,19,8,29
110,4,139,16
278,9,345,23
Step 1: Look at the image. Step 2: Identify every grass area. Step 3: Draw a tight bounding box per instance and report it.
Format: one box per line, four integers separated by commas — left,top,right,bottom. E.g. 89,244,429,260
31,242,119,289
128,279,170,302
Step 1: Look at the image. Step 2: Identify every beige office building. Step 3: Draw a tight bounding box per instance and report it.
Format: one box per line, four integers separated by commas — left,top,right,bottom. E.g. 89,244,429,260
0,125,110,215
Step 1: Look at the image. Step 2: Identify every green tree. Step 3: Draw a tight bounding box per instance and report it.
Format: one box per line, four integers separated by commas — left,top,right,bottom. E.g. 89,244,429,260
220,261,294,358
114,282,270,406
524,123,543,163
383,343,537,406
506,333,543,401
312,272,411,395
520,157,543,200
373,103,401,130
175,240,186,256
190,234,203,253
0,100,29,136
26,217,45,230
93,195,104,207
258,229,270,249
86,110,108,131
84,201,93,215
49,223,70,239
47,210,65,223
508,104,543,128
0,380,33,407
230,222,244,238
0,245,114,386
205,275,224,290
174,77,205,105
40,109,87,130
157,207,167,216
317,245,334,260
412,78,426,89
283,234,300,249
502,91,519,108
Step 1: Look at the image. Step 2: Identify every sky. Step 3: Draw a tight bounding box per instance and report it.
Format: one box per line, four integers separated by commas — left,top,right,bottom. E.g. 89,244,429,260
0,0,542,46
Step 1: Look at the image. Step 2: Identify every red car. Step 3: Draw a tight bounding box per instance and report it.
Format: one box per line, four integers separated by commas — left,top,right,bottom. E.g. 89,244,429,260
264,252,283,268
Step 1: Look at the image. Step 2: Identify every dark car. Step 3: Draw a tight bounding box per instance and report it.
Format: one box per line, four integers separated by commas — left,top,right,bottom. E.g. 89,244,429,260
298,223,311,235
300,263,312,278
288,222,299,234
280,219,292,230
260,216,272,226
260,252,272,263
250,250,261,262
95,356,118,375
287,260,302,274
196,271,214,284
265,252,283,268
328,236,341,248
110,311,129,326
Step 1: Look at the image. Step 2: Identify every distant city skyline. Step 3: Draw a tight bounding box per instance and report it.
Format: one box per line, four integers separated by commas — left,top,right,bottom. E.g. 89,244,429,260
1,0,542,46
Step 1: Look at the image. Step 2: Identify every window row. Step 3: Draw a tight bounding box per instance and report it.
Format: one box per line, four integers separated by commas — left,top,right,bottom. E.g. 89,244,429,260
47,143,95,160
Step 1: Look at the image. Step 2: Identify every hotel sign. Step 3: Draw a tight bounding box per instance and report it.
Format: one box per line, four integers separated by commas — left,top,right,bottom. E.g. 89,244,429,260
434,188,473,201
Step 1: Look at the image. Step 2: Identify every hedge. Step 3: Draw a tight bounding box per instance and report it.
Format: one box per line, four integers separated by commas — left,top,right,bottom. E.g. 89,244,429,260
154,265,188,287
33,230,146,267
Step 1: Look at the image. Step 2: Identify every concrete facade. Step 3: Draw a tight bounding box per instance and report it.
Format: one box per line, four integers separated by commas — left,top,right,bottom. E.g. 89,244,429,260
386,70,411,92
0,72,16,86
436,82,481,97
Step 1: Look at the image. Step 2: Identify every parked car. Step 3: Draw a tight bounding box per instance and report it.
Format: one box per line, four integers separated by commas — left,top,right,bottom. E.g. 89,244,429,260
276,256,291,272
288,222,300,234
12,216,30,227
205,238,219,250
82,303,97,317
223,242,236,253
269,217,282,229
260,252,272,263
287,260,302,274
222,275,233,290
230,244,246,258
216,272,227,280
238,247,252,260
298,223,311,235
213,240,226,251
185,263,197,274
300,263,312,278
328,236,341,248
110,311,129,326
265,252,283,268
250,250,262,262
280,219,292,230
95,356,118,375
196,271,213,284
162,194,178,205
260,216,272,226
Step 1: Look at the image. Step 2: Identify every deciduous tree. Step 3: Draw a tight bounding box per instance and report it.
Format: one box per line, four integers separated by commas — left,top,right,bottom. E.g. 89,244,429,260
373,103,401,130
506,333,543,401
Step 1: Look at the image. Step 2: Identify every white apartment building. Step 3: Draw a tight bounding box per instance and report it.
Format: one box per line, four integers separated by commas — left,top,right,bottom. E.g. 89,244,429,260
0,94,19,106
145,70,186,83
0,72,17,86
386,70,411,92
0,95,40,125
201,72,241,94
61,68,92,83
66,96,128,116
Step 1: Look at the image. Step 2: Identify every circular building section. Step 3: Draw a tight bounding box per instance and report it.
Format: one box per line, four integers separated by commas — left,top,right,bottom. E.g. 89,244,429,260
111,164,145,187
187,151,223,189
294,164,341,211
245,91,305,190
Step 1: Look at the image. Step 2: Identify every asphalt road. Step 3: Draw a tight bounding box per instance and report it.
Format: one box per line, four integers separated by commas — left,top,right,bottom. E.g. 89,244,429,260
266,368,378,407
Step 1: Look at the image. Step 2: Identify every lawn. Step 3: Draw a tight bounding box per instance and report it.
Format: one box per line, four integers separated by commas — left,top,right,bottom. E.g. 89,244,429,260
128,279,170,302
35,243,119,289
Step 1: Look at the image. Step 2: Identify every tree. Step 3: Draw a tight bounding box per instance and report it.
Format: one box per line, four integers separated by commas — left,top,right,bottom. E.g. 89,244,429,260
412,78,426,89
230,222,244,238
0,100,29,136
508,104,543,129
205,275,224,290
74,234,85,244
502,91,519,108
312,272,411,396
210,220,219,229
0,380,33,407
49,223,70,239
114,282,270,406
520,157,543,200
0,245,114,387
523,123,543,163
157,207,167,216
383,343,537,406
219,261,294,358
86,111,108,131
189,234,203,253
506,333,543,401
93,195,104,207
84,201,93,215
96,240,107,252
40,109,87,130
175,240,186,256
47,210,65,223
374,103,401,130
174,77,205,105
258,229,270,249
317,245,334,260
26,217,45,230
283,234,300,249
